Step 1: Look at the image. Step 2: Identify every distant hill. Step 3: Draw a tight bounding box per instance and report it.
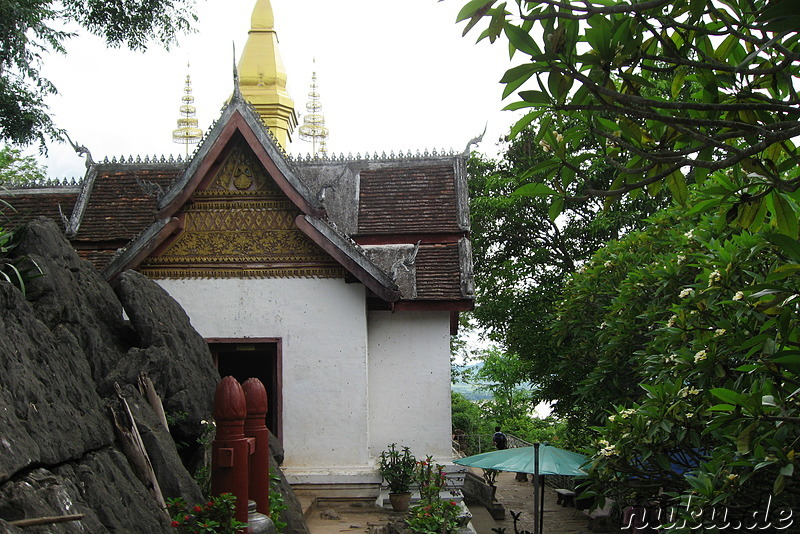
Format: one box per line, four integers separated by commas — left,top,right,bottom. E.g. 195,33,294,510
452,362,492,401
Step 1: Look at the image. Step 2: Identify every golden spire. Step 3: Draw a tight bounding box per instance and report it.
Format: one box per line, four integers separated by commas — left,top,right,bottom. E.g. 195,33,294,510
237,0,297,148
172,65,203,156
298,70,329,157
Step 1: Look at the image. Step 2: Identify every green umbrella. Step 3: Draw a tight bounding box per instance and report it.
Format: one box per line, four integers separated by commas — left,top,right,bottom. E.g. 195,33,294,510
454,443,588,534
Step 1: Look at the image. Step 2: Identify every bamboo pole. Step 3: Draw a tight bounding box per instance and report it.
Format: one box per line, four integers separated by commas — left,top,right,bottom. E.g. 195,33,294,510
9,514,85,527
137,372,169,432
109,382,169,519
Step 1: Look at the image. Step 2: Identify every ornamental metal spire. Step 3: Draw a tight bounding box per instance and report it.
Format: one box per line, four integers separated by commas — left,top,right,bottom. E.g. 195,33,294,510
298,69,329,157
172,64,203,156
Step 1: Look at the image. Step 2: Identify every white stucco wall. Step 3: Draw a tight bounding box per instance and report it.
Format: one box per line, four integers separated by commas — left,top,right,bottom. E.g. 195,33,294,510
156,278,372,477
367,311,453,465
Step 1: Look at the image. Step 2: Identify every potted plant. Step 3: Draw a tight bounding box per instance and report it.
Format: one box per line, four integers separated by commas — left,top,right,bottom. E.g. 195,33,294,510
379,443,416,511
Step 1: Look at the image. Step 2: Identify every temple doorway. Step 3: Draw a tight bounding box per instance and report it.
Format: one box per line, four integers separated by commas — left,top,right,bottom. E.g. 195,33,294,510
208,339,281,440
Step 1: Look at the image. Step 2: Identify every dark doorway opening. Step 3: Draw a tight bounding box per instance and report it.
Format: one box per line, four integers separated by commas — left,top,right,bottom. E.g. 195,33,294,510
209,339,281,440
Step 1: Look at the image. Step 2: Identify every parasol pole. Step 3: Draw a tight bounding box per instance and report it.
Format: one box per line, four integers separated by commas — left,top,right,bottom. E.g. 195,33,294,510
533,443,540,534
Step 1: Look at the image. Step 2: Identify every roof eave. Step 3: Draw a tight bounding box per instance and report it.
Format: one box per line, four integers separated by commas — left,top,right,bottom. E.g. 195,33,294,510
295,215,401,303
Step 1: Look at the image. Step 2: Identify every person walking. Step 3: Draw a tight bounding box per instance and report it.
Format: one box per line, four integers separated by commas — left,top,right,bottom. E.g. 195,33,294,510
492,426,508,450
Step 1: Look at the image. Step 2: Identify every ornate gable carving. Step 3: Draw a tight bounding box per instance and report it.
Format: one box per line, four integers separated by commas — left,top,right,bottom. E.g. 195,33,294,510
140,140,343,279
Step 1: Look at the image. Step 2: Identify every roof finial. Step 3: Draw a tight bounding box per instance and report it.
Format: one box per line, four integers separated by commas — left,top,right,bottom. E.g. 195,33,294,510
232,42,242,101
172,62,203,156
298,62,330,158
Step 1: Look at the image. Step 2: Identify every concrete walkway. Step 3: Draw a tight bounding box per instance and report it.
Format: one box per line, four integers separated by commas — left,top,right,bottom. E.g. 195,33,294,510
468,471,600,534
305,470,612,534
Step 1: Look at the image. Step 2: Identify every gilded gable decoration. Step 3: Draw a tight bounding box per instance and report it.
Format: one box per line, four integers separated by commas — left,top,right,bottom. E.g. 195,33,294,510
139,140,344,280
202,142,282,196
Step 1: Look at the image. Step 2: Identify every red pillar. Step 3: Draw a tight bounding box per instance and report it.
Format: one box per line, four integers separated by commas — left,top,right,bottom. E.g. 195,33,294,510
211,376,250,526
243,377,270,516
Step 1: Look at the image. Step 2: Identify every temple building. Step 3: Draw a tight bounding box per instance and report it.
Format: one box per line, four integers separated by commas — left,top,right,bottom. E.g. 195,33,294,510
2,0,473,500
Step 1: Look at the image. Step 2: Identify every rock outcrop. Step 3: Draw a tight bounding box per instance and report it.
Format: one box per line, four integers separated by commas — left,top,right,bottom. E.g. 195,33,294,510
0,218,307,533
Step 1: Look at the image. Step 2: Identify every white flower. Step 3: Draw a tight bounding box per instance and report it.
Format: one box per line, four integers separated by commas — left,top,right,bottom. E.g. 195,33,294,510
555,132,564,143
677,255,686,263
714,328,726,337
604,260,612,268
599,443,619,457
694,349,707,363
608,414,616,422
708,269,721,285
679,288,693,298
685,412,694,418
621,409,636,417
685,229,695,240
666,315,677,328
539,139,552,152
733,291,744,301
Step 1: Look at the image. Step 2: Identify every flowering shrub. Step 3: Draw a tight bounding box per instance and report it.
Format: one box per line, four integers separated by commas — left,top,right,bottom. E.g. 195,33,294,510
407,457,463,534
406,499,461,534
166,493,247,533
415,456,449,503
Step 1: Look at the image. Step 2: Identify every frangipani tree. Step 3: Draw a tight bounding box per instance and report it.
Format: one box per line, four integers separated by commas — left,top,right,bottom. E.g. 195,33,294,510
456,0,800,234
552,188,800,523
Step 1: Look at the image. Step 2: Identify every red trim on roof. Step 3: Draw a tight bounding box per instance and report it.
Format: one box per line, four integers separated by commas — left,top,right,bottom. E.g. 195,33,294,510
354,233,465,246
157,110,318,218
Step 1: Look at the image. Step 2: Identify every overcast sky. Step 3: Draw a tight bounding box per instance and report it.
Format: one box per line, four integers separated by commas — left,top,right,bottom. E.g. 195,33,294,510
33,0,522,179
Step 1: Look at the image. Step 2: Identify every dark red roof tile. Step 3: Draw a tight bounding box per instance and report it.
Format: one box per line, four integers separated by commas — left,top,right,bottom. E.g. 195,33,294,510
357,165,460,235
415,243,463,300
75,167,180,241
0,190,78,229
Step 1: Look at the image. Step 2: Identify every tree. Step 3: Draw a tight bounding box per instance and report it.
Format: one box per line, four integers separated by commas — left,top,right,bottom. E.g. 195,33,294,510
0,145,47,185
456,0,800,233
467,126,665,414
1,0,197,147
552,187,800,523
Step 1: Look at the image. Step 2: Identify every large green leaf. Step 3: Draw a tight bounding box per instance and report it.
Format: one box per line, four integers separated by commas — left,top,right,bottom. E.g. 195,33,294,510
512,182,557,198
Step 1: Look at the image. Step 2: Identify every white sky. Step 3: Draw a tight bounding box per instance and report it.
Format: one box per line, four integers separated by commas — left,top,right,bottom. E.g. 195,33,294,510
33,0,521,179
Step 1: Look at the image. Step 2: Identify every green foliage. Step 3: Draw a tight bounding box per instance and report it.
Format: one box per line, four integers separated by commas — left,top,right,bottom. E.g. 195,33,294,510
166,493,247,534
0,0,197,147
269,473,288,534
407,458,461,534
468,347,534,424
405,499,461,534
467,127,664,421
451,391,487,435
457,0,800,232
553,181,800,518
378,443,417,494
0,211,41,297
0,145,47,185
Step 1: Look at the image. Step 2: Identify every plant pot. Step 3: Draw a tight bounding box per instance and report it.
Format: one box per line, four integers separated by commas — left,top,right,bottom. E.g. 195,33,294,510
389,492,412,512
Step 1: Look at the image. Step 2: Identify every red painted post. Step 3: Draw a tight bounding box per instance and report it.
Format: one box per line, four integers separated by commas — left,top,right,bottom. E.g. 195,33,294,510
211,376,249,526
243,377,270,516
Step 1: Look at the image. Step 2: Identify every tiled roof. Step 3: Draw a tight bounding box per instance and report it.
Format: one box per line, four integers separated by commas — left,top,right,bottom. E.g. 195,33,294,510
73,167,181,242
415,243,463,300
0,190,78,230
357,165,460,235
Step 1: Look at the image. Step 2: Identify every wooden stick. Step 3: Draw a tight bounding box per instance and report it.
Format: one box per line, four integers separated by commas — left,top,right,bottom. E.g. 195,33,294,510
137,372,170,432
109,382,169,519
9,514,85,527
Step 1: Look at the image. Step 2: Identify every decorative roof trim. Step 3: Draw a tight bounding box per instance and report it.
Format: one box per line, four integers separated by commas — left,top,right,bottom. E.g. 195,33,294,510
157,100,321,217
454,156,470,232
458,237,475,299
102,217,183,281
65,164,99,238
289,148,461,164
295,215,401,303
